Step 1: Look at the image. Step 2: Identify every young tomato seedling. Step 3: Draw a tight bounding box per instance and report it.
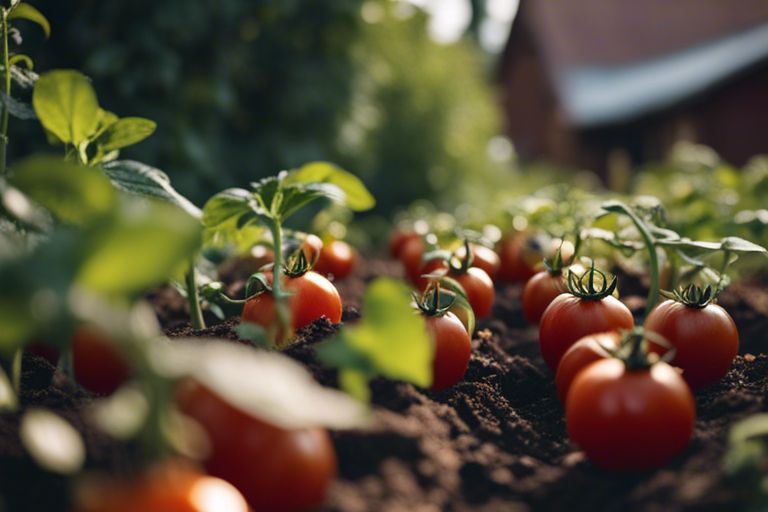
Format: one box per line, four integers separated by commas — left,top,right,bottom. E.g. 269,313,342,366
539,264,634,371
646,284,739,388
566,328,695,472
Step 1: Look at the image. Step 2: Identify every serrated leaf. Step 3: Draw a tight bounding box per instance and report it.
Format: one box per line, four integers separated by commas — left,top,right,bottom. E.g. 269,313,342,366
33,70,99,144
20,409,84,475
96,117,156,152
102,160,201,219
284,161,375,211
8,3,51,38
148,338,369,429
318,278,433,398
76,200,201,297
9,155,114,225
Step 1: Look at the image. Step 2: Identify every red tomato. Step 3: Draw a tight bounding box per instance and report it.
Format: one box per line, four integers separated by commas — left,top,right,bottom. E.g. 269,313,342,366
566,358,695,471
555,332,619,403
72,326,131,396
496,235,538,283
177,381,336,512
539,294,633,371
389,230,421,258
453,267,494,319
313,240,357,280
77,461,249,512
425,312,472,391
645,300,739,388
242,271,342,341
522,271,566,325
456,243,500,279
399,236,426,285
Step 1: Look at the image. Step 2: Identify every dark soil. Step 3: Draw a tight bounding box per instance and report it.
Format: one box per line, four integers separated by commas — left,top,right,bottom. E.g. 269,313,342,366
1,256,767,511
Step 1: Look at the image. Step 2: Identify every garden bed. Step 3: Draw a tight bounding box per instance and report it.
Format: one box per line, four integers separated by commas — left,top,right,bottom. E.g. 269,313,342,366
2,256,767,511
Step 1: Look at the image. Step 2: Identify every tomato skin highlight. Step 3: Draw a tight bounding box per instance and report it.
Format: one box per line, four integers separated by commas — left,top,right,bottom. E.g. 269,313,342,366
313,240,357,280
522,271,566,325
425,312,471,391
177,381,336,512
496,235,538,283
72,326,131,396
539,294,634,371
566,358,695,471
555,332,619,403
454,267,494,319
645,300,739,388
76,461,250,512
242,270,342,340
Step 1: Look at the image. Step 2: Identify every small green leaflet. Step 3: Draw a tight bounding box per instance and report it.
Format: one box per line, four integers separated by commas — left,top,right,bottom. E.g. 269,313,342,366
32,70,99,145
8,3,51,38
283,161,375,212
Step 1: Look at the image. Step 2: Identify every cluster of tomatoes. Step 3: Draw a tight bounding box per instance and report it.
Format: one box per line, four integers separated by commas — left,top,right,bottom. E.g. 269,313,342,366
521,255,739,471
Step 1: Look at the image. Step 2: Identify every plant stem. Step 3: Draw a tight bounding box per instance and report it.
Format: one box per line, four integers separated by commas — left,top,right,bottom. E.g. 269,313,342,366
0,9,10,177
185,262,205,330
268,219,290,347
621,207,660,319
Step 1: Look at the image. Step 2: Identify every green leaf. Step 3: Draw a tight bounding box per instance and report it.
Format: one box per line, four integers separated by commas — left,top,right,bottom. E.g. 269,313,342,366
202,188,258,228
720,236,767,254
76,200,201,297
9,155,115,225
102,160,201,219
33,70,99,145
96,117,156,152
284,161,375,211
318,278,433,399
8,3,51,38
9,54,33,70
339,370,371,402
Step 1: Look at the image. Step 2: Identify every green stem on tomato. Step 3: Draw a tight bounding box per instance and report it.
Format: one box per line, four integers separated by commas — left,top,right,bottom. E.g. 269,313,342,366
268,219,290,348
715,249,731,295
620,207,660,319
185,262,205,330
0,9,10,178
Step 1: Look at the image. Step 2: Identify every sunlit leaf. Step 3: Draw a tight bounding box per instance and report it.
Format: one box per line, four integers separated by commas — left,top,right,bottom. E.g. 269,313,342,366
102,160,201,219
720,236,766,254
9,155,115,225
33,70,99,144
96,117,156,152
20,409,84,474
148,338,369,429
284,161,375,211
8,3,51,38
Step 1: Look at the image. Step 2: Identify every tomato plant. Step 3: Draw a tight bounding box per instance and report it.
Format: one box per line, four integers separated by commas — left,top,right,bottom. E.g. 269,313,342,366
242,266,342,345
177,380,336,512
566,330,695,471
72,326,131,396
539,265,633,371
646,284,739,388
76,461,250,512
313,239,357,280
555,331,619,403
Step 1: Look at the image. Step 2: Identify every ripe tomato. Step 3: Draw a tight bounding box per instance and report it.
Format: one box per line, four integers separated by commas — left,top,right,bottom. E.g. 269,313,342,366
566,358,695,471
425,312,472,391
456,243,500,279
453,267,494,319
313,240,357,280
399,236,426,286
539,294,633,371
496,235,538,283
555,332,619,403
645,300,739,388
177,381,336,512
76,461,249,512
522,271,566,325
72,326,131,396
242,270,342,341
389,230,421,258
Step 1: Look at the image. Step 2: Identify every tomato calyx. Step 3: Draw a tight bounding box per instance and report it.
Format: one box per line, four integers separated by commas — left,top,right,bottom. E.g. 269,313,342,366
283,247,311,278
661,283,717,309
446,239,475,275
566,263,617,300
612,327,675,371
543,238,575,276
414,282,455,317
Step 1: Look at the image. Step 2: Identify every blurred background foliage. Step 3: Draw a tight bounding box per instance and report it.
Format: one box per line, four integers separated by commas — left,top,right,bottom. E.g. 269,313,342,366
14,0,504,217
